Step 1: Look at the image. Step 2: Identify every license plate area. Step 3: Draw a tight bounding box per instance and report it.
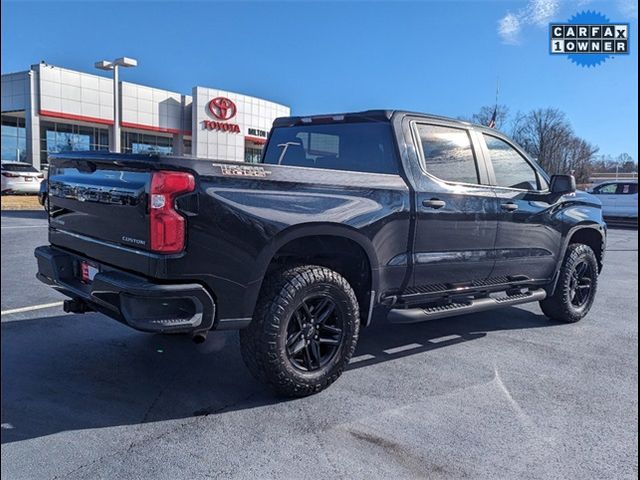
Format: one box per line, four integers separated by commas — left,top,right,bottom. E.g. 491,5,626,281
80,261,99,283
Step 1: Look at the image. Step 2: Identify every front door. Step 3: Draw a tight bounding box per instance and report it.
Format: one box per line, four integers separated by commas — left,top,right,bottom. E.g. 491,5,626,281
479,132,560,282
411,122,498,288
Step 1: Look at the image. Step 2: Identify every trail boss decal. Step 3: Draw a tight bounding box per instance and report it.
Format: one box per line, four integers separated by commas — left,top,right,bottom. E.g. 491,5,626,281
219,165,272,178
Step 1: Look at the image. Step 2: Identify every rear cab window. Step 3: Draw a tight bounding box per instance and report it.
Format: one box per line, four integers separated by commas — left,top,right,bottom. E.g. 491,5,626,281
261,122,398,174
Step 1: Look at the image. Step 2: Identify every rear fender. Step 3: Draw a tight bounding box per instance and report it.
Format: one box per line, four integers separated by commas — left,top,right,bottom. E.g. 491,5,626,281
242,223,380,317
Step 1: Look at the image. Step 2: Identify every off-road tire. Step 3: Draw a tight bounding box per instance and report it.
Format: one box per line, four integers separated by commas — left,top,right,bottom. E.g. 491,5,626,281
239,265,360,397
540,244,599,323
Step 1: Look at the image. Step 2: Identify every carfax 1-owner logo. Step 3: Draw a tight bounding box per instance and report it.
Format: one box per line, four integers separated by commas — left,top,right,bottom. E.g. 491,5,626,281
550,11,629,67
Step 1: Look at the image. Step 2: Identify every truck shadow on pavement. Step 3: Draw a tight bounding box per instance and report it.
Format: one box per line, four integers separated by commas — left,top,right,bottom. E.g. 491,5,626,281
1,307,560,444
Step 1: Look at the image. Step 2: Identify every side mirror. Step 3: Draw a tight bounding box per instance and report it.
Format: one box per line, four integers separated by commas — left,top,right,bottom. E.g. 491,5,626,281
550,174,576,194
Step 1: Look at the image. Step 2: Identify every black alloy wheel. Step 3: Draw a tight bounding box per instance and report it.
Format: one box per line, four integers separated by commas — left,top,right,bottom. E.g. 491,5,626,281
285,295,344,372
239,265,360,397
569,260,594,308
540,243,599,323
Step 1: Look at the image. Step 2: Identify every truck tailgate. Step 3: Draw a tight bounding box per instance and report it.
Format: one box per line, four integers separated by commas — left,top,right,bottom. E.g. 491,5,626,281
48,158,152,251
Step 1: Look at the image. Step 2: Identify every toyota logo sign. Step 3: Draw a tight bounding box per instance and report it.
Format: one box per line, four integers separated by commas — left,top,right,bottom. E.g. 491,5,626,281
208,97,237,120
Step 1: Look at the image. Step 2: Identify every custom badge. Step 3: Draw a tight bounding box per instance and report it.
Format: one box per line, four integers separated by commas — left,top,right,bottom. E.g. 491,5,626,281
550,11,629,67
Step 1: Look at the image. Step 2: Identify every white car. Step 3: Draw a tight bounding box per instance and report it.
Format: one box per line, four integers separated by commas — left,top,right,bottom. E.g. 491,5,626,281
590,180,638,220
1,162,44,194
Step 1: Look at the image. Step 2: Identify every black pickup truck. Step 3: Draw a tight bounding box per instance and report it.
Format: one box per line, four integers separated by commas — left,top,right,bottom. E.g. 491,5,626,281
35,110,606,396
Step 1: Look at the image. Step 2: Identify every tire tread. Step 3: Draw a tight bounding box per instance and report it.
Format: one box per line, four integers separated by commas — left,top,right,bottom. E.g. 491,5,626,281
239,265,360,397
540,243,598,323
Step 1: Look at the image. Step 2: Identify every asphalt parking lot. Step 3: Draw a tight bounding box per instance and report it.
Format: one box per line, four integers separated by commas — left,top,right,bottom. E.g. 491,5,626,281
1,211,638,480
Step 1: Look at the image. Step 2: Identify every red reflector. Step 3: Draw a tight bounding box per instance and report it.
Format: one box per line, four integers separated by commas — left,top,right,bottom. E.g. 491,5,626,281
80,261,98,283
81,262,89,281
149,171,195,253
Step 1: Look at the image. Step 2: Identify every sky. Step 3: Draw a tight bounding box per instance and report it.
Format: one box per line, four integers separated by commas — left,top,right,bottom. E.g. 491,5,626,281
1,0,637,159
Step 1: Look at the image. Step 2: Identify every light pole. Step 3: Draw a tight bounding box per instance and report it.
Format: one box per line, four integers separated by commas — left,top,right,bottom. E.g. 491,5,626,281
95,57,138,153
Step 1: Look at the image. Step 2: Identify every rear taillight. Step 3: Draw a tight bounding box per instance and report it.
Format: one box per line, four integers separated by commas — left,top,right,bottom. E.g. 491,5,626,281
2,172,20,178
149,171,195,253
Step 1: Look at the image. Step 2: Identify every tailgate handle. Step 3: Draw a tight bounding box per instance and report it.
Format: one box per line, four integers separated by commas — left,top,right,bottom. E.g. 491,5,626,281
423,198,446,209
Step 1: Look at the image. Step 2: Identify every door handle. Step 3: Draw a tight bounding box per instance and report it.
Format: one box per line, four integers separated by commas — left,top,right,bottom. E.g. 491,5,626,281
423,198,446,209
501,202,519,212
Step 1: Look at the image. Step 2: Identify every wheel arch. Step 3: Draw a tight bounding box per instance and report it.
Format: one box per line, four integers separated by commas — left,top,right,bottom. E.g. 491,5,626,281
567,226,605,271
247,223,380,325
548,224,606,296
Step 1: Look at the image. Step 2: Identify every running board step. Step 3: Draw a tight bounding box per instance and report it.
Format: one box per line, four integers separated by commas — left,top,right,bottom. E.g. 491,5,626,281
387,288,547,324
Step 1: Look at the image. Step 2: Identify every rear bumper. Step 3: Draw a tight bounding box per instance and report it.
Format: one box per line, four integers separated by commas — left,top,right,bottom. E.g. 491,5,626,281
35,245,216,334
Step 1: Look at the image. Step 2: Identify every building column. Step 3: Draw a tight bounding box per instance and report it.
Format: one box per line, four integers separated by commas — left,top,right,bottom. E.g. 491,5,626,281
173,134,184,155
25,67,41,169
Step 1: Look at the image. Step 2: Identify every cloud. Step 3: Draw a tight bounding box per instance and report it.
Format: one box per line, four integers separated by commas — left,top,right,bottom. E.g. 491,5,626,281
527,0,560,25
617,0,638,20
498,13,522,45
497,0,560,44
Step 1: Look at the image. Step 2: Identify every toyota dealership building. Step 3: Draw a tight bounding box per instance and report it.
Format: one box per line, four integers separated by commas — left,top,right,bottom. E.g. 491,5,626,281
1,62,290,169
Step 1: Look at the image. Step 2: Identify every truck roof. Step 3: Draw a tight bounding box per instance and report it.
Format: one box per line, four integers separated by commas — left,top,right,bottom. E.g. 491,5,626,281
272,109,481,129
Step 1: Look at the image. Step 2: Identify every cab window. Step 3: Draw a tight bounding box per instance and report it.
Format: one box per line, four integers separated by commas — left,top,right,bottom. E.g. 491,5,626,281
619,183,638,194
483,134,544,190
593,183,617,194
415,124,480,185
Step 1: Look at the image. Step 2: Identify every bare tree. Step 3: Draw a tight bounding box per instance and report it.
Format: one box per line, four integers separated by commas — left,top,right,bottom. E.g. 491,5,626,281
559,137,599,183
510,108,598,182
591,153,638,174
617,153,637,173
470,105,510,131
463,106,624,183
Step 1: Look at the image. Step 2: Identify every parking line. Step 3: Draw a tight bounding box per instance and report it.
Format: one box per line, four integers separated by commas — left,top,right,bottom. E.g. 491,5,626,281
383,343,423,355
350,354,376,364
429,334,461,344
1,301,64,316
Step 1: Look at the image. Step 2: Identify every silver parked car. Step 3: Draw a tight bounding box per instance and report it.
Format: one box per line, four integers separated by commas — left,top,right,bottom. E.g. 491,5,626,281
1,162,44,194
589,180,638,221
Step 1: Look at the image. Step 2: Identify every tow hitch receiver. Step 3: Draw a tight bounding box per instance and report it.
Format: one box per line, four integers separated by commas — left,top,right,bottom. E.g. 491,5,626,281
63,299,94,314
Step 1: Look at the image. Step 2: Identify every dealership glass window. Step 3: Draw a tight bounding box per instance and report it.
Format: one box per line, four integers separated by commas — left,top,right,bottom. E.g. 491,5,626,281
40,121,109,165
1,115,27,162
122,131,173,155
245,146,263,163
183,139,192,155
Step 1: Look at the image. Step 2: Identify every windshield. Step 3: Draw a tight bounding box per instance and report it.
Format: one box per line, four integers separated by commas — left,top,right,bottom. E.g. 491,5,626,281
261,122,398,174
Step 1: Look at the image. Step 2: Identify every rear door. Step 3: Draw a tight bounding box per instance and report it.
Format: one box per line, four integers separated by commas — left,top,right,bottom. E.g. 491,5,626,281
592,182,619,216
479,132,560,282
614,182,638,217
409,120,498,287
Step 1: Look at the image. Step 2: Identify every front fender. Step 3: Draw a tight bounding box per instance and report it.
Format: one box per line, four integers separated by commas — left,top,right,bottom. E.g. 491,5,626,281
546,193,606,295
